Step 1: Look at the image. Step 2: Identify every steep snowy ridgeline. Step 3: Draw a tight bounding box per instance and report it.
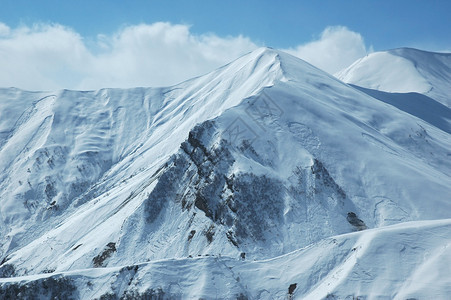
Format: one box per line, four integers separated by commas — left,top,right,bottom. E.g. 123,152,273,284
0,48,284,257
351,85,451,134
0,48,450,297
336,48,451,107
1,219,450,299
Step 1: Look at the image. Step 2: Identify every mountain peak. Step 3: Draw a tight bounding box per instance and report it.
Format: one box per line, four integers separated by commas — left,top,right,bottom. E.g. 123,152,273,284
336,48,451,107
0,45,450,299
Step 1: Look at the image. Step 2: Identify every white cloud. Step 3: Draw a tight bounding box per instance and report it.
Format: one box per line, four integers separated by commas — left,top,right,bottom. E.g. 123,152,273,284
82,23,258,89
0,24,92,90
0,23,10,36
0,23,370,90
0,22,257,90
285,26,372,74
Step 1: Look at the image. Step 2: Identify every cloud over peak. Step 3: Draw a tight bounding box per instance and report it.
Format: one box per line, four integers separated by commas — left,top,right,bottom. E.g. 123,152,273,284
285,26,372,74
0,22,370,90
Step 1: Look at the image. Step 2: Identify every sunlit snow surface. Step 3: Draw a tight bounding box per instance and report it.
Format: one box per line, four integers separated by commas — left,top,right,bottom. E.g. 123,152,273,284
0,48,450,299
336,48,451,108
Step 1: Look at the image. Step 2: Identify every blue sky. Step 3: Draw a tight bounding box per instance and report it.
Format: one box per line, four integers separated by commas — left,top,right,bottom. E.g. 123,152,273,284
2,0,450,50
0,0,450,90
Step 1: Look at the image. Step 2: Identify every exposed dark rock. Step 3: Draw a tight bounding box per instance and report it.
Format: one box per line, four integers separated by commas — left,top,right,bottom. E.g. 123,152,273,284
144,120,357,252
144,153,192,223
116,265,140,289
204,224,215,244
194,193,212,218
236,293,248,300
288,283,297,295
188,230,196,241
226,230,239,247
0,264,15,278
145,121,235,227
44,178,57,201
347,212,367,230
93,242,117,267
120,287,166,300
167,122,286,244
0,275,77,299
42,268,55,274
72,244,82,251
311,159,346,199
98,293,117,300
228,173,284,241
0,256,9,266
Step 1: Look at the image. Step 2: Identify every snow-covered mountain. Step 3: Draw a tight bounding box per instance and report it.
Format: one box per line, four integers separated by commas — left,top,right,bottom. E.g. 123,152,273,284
336,47,451,107
0,48,450,299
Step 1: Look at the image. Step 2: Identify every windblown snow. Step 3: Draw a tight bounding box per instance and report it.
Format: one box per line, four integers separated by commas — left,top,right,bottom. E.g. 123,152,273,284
336,47,451,107
0,47,450,299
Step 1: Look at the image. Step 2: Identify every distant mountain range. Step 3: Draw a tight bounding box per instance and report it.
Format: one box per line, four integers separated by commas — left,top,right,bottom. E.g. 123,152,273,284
1,47,450,299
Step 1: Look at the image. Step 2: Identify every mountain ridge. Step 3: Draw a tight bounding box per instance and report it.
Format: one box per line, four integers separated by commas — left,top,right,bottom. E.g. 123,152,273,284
336,47,451,107
0,47,450,299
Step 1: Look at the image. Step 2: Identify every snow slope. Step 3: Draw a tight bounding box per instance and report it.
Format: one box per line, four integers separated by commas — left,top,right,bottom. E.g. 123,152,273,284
350,85,451,134
0,48,450,299
336,48,451,107
1,219,450,299
0,48,282,256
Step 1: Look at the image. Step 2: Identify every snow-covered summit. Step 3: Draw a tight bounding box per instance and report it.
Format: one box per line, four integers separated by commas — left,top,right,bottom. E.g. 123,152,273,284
336,47,451,107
